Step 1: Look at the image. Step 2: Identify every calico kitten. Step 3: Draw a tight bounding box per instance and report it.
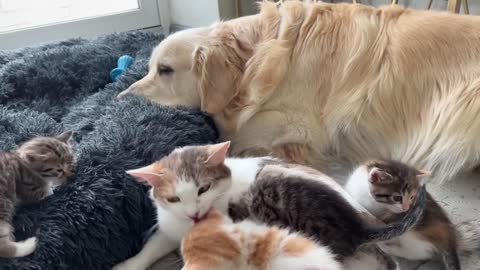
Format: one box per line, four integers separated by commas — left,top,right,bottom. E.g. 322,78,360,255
0,131,74,258
183,209,400,270
113,141,274,270
230,162,427,260
345,160,478,270
181,209,343,270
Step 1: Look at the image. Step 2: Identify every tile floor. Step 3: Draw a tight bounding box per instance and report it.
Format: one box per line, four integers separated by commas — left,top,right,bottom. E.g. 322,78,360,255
150,173,480,270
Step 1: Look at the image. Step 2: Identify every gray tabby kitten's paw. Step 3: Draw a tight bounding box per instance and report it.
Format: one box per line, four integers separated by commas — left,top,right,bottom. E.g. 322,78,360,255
14,237,37,257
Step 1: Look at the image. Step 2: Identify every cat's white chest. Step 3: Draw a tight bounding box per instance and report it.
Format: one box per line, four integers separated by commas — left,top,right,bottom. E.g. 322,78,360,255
156,209,192,242
378,232,436,260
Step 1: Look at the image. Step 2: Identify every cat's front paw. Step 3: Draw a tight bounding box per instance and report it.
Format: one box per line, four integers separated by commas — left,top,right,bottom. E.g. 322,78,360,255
112,260,147,270
14,237,37,257
45,186,54,197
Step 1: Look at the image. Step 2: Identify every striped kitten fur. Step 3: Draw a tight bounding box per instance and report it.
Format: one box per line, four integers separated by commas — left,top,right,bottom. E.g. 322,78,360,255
230,161,427,260
0,131,74,258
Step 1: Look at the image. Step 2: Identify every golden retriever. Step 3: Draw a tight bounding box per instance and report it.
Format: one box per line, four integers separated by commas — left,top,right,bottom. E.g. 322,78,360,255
117,1,480,183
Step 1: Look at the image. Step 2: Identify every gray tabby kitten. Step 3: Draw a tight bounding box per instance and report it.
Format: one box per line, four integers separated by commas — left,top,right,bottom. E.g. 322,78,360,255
0,131,74,258
230,161,427,260
345,160,475,270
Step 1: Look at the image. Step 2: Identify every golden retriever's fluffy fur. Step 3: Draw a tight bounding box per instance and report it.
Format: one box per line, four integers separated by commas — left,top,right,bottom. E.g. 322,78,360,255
118,1,480,183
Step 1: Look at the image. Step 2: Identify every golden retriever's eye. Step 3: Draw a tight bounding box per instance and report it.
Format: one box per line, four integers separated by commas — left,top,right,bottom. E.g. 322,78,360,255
158,65,174,75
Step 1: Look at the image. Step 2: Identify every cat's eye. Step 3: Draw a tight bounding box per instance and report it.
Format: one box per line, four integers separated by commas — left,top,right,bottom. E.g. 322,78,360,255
375,194,390,198
42,168,54,172
198,184,211,196
166,197,180,203
393,195,403,202
158,65,174,76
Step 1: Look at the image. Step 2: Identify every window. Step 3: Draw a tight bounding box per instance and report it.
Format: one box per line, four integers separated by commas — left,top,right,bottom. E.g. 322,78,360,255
0,0,169,50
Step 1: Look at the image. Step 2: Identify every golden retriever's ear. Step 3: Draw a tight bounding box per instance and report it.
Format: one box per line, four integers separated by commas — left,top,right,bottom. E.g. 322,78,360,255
192,27,251,114
192,45,235,114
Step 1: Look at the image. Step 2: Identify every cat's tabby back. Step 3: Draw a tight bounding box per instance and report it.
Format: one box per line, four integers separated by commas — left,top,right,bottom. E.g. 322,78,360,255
0,131,74,258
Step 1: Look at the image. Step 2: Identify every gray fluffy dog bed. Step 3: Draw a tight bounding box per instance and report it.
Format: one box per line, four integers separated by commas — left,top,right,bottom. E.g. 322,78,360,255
0,31,218,270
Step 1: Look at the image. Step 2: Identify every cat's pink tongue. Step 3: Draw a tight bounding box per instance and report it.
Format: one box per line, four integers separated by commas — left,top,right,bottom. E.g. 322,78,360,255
192,209,213,224
192,217,202,223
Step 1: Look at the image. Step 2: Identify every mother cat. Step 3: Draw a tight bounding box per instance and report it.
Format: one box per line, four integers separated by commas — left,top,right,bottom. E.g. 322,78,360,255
118,1,480,183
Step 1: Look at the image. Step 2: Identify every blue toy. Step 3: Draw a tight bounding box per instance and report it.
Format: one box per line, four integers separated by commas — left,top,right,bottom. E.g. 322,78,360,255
110,55,134,81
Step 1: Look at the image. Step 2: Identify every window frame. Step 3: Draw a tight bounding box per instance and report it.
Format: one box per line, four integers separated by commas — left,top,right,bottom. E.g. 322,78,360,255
0,0,166,50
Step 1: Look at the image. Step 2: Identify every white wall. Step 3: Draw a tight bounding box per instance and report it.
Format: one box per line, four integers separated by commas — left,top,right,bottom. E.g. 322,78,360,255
168,0,220,29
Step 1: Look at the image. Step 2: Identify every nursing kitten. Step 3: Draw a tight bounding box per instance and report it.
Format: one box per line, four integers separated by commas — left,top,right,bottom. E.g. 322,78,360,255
181,209,343,270
113,141,274,270
183,210,400,270
230,162,427,260
345,160,474,270
0,131,74,258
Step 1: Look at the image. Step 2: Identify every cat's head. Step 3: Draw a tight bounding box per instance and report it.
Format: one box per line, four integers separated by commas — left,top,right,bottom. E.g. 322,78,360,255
360,160,429,213
16,131,75,184
128,142,232,222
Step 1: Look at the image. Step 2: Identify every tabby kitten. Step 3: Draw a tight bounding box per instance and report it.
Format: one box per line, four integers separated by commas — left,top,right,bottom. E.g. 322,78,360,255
345,160,479,270
16,131,75,190
181,209,343,270
230,161,427,260
0,131,74,258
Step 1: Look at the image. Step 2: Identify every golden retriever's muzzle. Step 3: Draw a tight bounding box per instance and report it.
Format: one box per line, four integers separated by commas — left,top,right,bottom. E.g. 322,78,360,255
116,86,134,99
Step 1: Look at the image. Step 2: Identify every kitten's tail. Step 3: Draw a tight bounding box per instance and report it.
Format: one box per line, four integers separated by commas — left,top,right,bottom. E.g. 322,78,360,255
0,236,37,258
360,186,427,244
441,244,461,270
455,219,480,255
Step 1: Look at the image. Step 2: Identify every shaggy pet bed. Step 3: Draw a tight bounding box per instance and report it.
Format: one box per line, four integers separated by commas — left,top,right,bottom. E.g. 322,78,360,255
0,31,218,270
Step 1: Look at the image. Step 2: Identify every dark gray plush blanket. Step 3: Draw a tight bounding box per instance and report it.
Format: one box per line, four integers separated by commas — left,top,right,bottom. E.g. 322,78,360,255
0,31,218,270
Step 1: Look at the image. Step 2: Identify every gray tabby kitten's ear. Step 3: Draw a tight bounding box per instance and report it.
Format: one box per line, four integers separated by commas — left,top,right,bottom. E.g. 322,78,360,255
416,169,431,185
369,167,393,184
56,131,74,143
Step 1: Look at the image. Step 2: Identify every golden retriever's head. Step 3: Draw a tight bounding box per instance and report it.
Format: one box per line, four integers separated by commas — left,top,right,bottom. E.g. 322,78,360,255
118,25,252,115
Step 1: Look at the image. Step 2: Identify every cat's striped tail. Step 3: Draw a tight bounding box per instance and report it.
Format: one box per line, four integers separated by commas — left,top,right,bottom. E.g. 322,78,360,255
360,185,427,244
455,219,480,255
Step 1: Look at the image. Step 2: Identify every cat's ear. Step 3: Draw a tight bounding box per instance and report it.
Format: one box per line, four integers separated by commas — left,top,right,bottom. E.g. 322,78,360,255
417,169,430,185
57,131,74,143
127,164,164,187
205,141,230,167
417,169,430,176
369,168,393,183
19,151,48,162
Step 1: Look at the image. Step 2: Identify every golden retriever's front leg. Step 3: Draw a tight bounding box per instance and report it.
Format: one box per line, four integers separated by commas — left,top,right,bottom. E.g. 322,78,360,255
235,147,272,158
